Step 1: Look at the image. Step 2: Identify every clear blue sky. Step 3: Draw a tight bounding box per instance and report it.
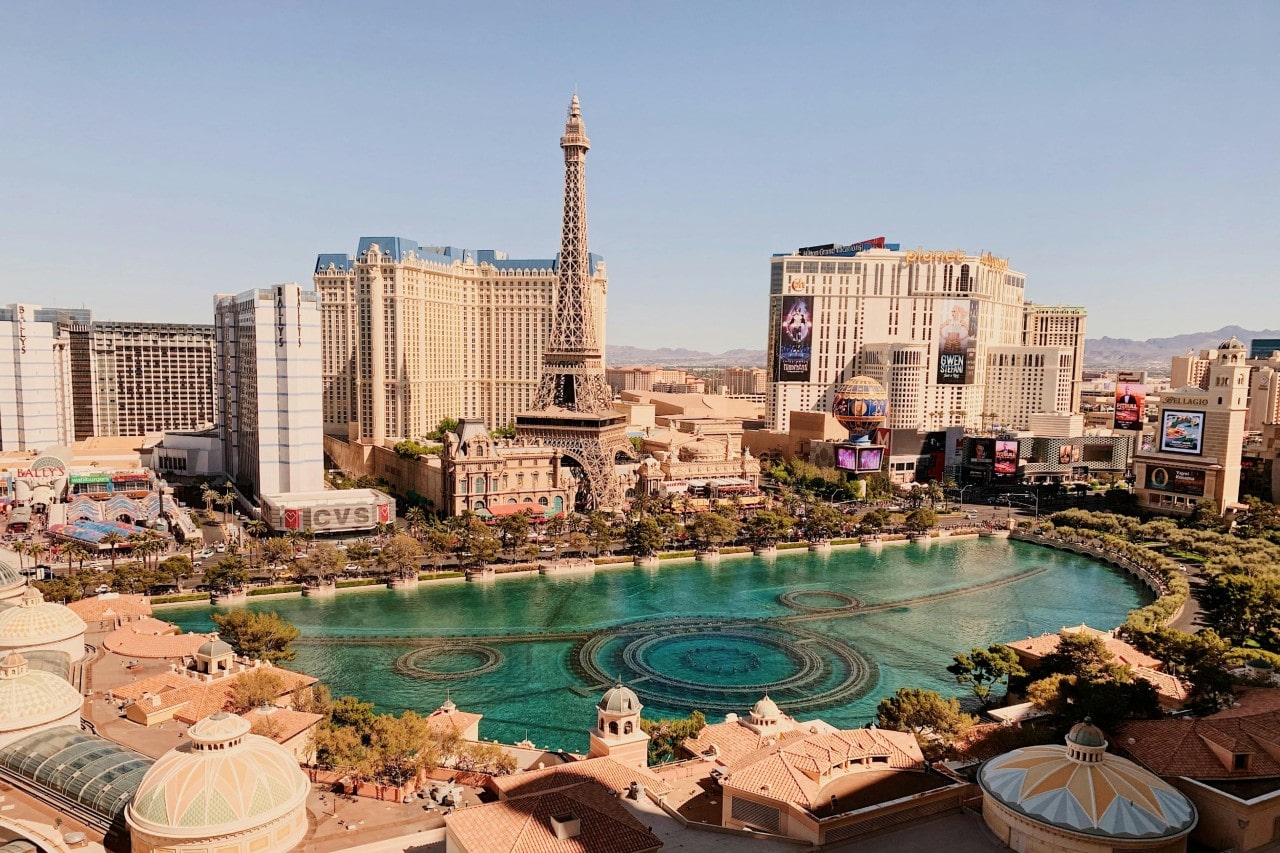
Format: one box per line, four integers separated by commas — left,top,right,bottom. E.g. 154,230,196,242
2,2,1276,351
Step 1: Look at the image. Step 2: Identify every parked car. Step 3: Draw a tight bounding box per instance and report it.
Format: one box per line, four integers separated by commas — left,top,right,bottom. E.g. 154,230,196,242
95,584,111,594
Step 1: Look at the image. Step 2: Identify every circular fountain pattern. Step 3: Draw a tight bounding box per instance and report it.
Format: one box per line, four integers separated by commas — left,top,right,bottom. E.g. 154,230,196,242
574,618,876,715
778,590,863,612
393,643,504,681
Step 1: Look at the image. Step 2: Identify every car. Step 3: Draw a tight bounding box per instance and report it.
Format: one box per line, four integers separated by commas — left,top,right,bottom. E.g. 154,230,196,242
965,512,977,520
214,543,226,553
539,546,556,553
95,584,111,594
344,564,360,572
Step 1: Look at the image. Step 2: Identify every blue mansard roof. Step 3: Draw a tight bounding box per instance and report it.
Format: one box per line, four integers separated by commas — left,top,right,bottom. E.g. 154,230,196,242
315,237,603,275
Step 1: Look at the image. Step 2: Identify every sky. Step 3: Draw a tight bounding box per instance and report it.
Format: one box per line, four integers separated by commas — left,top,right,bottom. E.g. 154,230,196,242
1,2,1277,352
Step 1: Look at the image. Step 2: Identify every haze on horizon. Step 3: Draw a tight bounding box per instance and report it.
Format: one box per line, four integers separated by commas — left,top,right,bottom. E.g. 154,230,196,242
1,2,1275,351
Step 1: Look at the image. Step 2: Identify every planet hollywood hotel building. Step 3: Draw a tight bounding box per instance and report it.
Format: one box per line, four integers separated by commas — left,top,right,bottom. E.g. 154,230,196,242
767,239,1086,433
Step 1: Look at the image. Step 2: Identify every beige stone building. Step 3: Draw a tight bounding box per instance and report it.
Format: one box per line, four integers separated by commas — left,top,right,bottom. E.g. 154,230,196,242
1134,337,1250,515
316,239,606,443
634,417,761,502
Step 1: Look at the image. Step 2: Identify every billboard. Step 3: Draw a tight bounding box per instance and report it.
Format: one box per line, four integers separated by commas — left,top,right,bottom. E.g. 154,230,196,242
777,295,814,382
1058,443,1082,465
857,446,884,473
936,299,978,385
994,440,1019,478
1113,382,1146,431
1145,465,1206,496
836,446,858,472
1160,410,1205,455
969,438,996,465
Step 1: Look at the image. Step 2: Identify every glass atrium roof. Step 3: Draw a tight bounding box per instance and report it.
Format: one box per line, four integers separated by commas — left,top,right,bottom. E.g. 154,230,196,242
0,726,153,819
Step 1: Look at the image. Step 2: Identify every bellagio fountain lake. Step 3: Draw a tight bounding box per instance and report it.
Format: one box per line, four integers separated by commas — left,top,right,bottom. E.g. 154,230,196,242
163,538,1148,753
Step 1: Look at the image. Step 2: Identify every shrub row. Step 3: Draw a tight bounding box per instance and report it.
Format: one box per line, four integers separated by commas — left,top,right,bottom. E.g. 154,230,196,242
247,584,304,597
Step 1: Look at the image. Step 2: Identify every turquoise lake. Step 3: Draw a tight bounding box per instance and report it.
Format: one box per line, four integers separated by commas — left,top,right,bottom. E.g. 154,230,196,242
163,538,1147,753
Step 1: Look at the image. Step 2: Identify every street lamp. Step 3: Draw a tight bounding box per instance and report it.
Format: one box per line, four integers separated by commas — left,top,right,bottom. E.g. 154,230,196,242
958,485,975,508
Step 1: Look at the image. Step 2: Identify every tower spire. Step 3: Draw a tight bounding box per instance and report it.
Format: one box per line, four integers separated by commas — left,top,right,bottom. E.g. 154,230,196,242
517,96,629,511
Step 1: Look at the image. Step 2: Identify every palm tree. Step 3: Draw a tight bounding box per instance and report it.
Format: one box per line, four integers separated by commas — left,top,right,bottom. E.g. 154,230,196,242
301,527,316,554
28,542,48,572
404,507,428,540
10,542,28,573
63,542,89,576
243,519,269,568
218,487,236,529
101,532,126,571
200,482,219,521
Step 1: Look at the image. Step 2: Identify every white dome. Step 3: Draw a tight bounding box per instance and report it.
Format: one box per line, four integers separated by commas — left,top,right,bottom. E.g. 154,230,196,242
127,712,309,839
0,587,87,645
0,652,82,730
0,557,23,592
979,731,1196,841
751,695,781,721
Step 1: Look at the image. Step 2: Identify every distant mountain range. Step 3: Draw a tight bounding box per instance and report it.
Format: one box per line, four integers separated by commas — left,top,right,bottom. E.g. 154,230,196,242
606,345,767,367
1083,326,1280,371
608,326,1280,372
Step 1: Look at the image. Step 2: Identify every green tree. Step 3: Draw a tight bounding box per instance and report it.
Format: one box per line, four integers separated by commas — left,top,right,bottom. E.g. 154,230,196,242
586,511,616,555
1200,572,1280,649
370,711,434,787
624,518,663,557
329,695,377,734
425,417,460,440
227,669,286,714
458,518,500,567
904,508,938,533
744,510,792,549
859,508,891,534
456,740,517,775
1186,498,1223,531
688,512,739,550
378,534,423,578
497,510,533,555
100,531,126,571
306,543,344,582
211,610,300,663
802,503,844,541
205,556,249,590
947,645,1026,707
640,710,707,764
876,688,974,757
1037,632,1128,682
156,554,194,586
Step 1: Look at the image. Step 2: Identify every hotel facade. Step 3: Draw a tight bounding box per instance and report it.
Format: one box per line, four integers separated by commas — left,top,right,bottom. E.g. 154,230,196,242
315,238,607,444
766,240,1085,433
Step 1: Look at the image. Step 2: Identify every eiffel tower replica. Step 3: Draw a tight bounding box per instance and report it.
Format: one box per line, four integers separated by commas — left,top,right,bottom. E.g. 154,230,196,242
517,95,628,511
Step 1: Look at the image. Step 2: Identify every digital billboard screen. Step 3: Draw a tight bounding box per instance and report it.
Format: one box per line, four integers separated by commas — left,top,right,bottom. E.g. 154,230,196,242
1058,443,1082,465
936,299,978,385
969,438,995,465
1145,465,1206,496
1160,410,1205,455
777,295,814,382
1113,382,1146,431
994,440,1018,478
856,446,884,473
835,445,858,472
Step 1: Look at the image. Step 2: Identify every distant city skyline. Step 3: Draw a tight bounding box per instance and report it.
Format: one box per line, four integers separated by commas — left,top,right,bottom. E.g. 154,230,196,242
2,3,1275,350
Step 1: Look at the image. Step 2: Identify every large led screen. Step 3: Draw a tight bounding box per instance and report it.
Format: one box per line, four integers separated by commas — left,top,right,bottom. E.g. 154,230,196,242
1160,410,1205,455
776,296,814,382
994,440,1019,478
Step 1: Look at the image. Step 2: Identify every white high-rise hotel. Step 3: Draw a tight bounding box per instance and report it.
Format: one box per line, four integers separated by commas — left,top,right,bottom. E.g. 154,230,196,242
315,238,607,444
767,240,1085,433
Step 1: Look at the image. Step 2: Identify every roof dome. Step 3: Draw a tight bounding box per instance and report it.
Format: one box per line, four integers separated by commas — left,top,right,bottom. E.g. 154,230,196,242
196,634,234,659
979,724,1196,841
0,558,22,592
751,695,781,721
0,587,87,645
598,682,641,714
1219,336,1246,351
0,651,82,729
1067,718,1107,749
127,712,309,838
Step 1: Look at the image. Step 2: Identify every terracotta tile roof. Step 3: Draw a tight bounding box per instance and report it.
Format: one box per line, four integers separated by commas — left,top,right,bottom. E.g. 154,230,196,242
1133,666,1190,705
491,756,671,799
426,706,483,734
1005,624,1161,670
103,620,207,659
110,665,317,724
67,593,152,623
1210,687,1280,718
722,728,924,810
682,718,820,766
445,781,661,853
243,706,324,744
1117,693,1280,780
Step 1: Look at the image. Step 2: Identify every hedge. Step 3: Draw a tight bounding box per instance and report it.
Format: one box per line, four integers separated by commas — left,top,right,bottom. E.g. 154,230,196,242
418,571,464,581
658,550,696,560
152,592,211,604
336,578,382,589
247,584,304,597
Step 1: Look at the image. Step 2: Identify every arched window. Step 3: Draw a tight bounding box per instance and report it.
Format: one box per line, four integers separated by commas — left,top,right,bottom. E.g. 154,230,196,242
507,498,517,504
609,721,619,735
623,721,633,734
473,500,486,511
599,716,604,730
474,476,486,494
523,497,533,503
538,496,549,506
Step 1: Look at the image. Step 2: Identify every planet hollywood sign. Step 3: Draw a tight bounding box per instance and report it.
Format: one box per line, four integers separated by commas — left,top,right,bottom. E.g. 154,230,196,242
901,248,1010,271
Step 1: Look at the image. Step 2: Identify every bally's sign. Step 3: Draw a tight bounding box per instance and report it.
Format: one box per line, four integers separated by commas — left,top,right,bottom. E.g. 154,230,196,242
283,500,391,532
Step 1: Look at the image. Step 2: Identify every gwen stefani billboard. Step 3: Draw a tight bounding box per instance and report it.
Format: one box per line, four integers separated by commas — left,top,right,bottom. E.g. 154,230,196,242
777,295,814,382
936,299,978,385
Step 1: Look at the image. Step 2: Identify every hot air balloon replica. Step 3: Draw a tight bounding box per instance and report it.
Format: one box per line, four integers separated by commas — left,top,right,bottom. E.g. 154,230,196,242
832,376,888,473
